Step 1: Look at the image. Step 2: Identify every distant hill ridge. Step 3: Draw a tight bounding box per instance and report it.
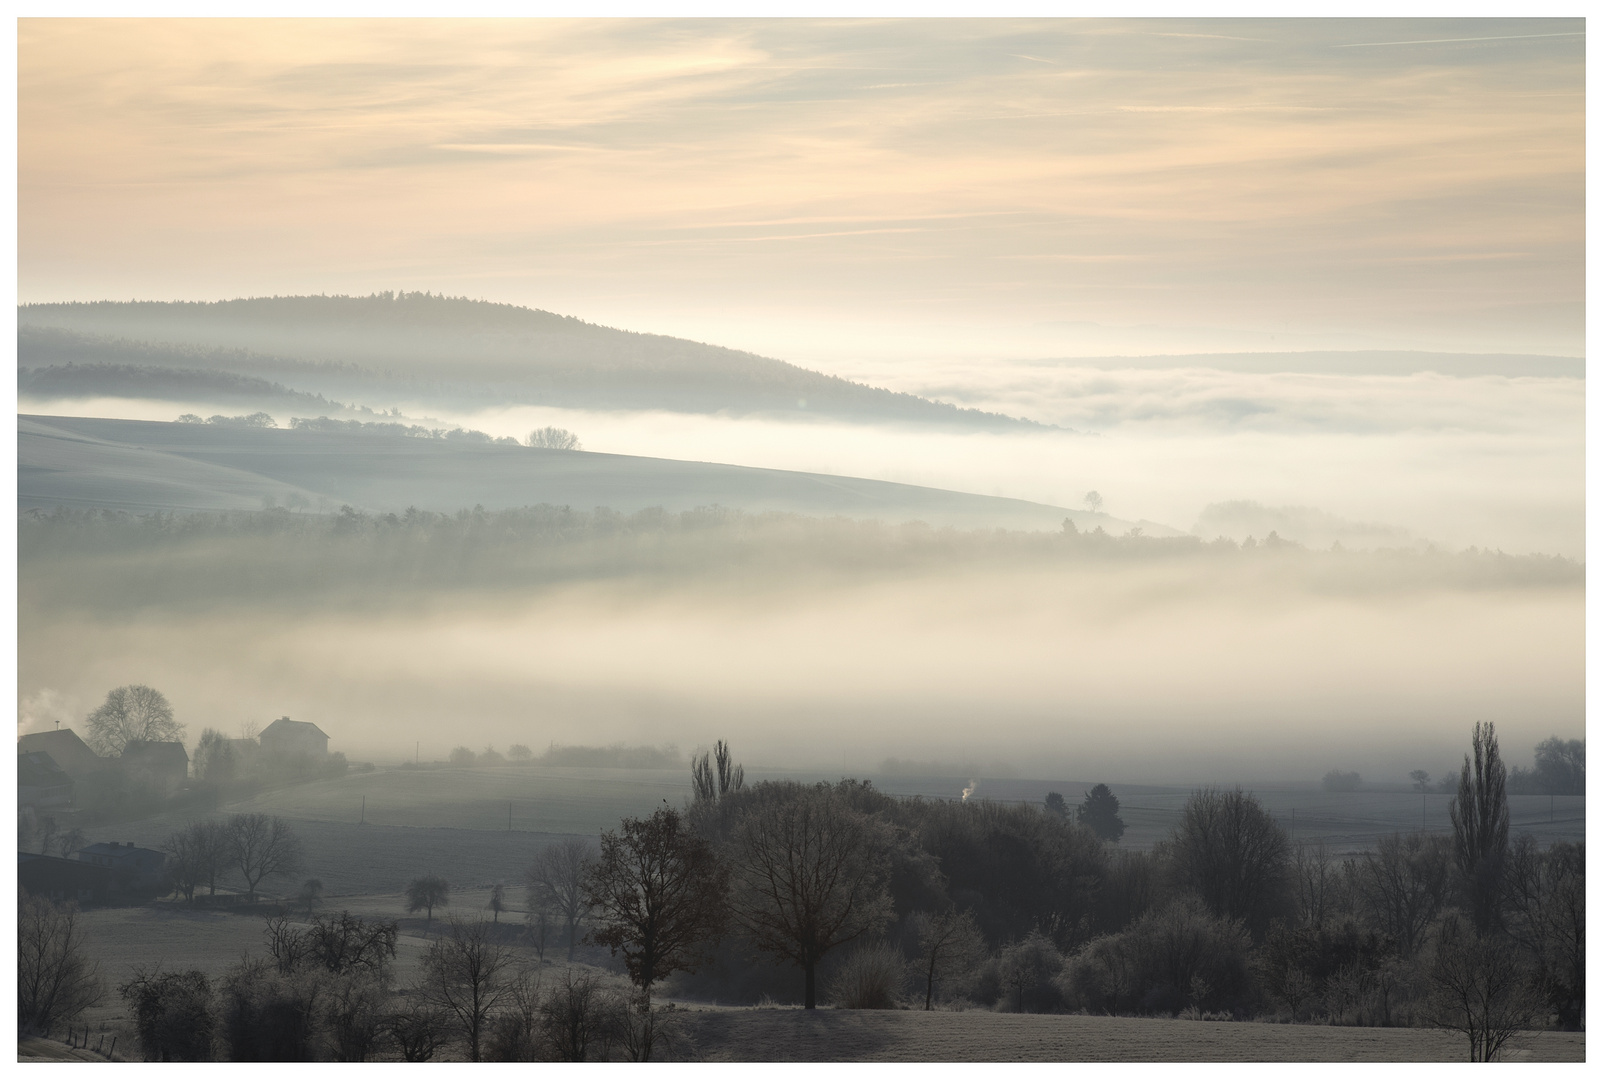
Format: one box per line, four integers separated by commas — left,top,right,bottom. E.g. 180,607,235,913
18,294,1041,428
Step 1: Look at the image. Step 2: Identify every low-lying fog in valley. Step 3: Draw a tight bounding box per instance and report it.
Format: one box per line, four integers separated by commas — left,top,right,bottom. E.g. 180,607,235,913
22,359,1583,558
19,500,1582,783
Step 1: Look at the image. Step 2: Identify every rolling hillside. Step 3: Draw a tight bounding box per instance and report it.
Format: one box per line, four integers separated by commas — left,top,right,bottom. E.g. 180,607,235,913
18,414,1147,533
18,296,1038,427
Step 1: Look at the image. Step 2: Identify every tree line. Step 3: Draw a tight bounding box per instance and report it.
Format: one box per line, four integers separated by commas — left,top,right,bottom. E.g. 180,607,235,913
17,728,1584,1061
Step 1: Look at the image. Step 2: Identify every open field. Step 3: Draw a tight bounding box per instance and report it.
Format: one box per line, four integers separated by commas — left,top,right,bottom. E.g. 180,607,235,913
60,904,1587,1063
677,1008,1585,1062
59,766,1583,907
215,765,1591,854
17,414,1121,532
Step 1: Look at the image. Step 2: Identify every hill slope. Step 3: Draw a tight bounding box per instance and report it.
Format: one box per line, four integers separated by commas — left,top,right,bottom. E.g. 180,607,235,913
18,296,1036,427
19,414,1148,533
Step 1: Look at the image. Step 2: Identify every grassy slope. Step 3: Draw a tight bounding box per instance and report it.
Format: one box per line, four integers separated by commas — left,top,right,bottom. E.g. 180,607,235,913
18,414,1098,531
17,298,1035,426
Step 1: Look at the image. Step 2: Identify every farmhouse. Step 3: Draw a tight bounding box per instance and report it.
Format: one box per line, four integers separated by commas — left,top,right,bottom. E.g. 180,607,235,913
17,751,73,809
19,841,169,904
119,740,190,795
18,853,112,905
17,727,110,780
260,716,329,758
74,841,169,893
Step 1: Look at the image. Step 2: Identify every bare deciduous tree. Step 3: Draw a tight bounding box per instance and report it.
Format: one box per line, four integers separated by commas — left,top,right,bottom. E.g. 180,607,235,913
586,805,727,1002
85,684,183,755
908,906,986,1010
526,426,581,450
406,875,450,928
1167,786,1291,936
417,918,515,1062
1350,831,1452,959
1291,838,1335,930
228,813,304,902
526,839,594,960
18,890,104,1037
386,999,452,1062
726,782,896,1009
1426,913,1542,1061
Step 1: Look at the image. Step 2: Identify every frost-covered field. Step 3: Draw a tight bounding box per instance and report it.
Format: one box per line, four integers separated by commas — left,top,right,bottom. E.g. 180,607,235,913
678,1007,1585,1062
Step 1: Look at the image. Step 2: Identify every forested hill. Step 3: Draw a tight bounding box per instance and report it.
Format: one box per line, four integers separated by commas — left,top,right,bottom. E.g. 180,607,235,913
17,295,1037,428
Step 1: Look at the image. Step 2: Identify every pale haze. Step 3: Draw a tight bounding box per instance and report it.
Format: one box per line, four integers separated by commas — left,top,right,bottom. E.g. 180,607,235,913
15,17,1584,783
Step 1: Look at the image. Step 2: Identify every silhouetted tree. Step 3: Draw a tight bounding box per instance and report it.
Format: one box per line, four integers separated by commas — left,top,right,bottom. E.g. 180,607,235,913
18,891,104,1037
1167,786,1291,936
527,426,581,450
1349,831,1452,959
407,876,450,928
118,968,212,1061
691,739,744,803
1426,913,1542,1061
1503,836,1586,1028
488,882,505,923
85,684,182,754
1532,737,1585,795
726,782,896,1009
228,813,304,902
586,805,727,1002
1410,769,1433,793
1449,722,1509,934
417,918,515,1062
908,906,986,1010
507,743,533,761
298,879,324,919
1043,792,1068,819
526,839,594,961
385,999,451,1062
1076,784,1125,842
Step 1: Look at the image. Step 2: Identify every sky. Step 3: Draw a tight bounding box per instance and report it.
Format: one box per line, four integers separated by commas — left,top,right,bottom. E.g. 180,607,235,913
17,17,1585,366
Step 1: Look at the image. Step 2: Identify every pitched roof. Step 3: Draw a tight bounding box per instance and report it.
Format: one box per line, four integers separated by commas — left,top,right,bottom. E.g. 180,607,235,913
18,751,71,787
121,739,189,764
17,729,107,777
262,717,329,740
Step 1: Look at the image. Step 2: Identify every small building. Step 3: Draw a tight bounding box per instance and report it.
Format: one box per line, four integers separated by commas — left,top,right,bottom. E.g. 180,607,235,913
17,728,109,781
18,751,73,809
73,841,168,894
260,717,329,758
19,853,113,906
119,740,190,795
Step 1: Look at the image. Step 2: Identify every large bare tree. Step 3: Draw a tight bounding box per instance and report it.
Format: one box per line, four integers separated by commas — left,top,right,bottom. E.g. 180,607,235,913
84,684,183,755
1167,786,1291,936
227,813,304,902
1349,831,1452,959
725,781,895,1009
585,805,727,1003
525,838,594,961
417,918,515,1062
18,892,104,1037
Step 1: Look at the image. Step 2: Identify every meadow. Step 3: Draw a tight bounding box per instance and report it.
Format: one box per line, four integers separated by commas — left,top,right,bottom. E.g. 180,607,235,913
67,764,1585,903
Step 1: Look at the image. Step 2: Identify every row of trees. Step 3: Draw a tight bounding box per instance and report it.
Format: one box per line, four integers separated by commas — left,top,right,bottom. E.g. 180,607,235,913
113,910,667,1062
165,814,304,903
562,729,1579,1060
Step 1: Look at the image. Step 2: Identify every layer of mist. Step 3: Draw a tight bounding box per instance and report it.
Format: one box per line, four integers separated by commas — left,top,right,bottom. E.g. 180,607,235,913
18,506,1582,785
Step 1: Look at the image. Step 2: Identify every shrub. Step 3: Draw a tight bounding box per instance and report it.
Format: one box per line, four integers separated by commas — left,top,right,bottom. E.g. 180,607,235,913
119,969,213,1061
18,891,104,1038
827,943,905,1009
1059,897,1257,1017
998,930,1065,1013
